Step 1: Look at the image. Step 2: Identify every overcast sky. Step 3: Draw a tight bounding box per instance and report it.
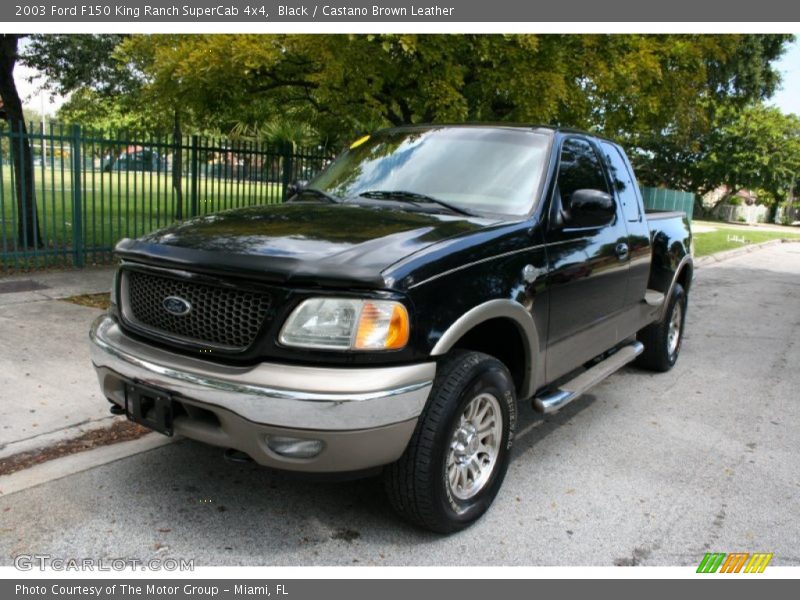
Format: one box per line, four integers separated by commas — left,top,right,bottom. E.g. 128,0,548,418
12,35,800,119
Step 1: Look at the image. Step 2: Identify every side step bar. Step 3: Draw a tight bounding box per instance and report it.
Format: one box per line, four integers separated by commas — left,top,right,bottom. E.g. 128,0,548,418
533,341,644,414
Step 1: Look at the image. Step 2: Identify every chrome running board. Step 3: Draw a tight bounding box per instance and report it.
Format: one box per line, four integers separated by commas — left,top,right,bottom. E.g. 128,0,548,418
533,341,644,414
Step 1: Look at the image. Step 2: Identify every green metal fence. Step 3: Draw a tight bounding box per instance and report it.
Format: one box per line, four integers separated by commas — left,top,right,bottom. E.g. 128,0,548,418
1,121,334,271
640,186,695,223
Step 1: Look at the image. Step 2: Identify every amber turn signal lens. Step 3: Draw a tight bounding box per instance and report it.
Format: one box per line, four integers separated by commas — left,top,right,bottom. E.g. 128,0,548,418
384,303,410,349
354,301,409,350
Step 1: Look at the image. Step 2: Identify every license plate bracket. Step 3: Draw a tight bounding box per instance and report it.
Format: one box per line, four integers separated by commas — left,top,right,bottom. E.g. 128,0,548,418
125,382,174,436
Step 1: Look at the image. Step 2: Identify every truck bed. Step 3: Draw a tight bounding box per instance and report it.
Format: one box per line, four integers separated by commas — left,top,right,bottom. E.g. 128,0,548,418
644,209,688,221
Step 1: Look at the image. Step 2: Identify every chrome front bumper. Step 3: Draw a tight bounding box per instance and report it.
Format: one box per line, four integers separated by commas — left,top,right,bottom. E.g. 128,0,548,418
89,315,436,472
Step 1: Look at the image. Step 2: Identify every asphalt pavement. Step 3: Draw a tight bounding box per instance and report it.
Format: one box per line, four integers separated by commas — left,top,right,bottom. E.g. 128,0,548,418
0,244,798,566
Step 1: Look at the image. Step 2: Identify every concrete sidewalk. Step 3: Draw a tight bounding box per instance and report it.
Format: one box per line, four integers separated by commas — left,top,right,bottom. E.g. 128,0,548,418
0,267,116,307
0,267,117,459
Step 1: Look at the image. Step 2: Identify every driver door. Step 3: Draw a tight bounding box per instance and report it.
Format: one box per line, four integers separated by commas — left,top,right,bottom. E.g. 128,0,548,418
544,136,631,382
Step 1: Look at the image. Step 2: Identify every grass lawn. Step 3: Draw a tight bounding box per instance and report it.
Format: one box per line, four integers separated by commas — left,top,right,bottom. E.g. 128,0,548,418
692,226,800,257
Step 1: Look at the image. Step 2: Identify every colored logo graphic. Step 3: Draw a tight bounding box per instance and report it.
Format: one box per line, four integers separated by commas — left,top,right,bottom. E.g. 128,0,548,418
697,552,773,573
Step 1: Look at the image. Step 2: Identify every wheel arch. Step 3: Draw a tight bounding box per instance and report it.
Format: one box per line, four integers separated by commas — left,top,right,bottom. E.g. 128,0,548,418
657,255,693,321
676,260,693,294
430,299,540,399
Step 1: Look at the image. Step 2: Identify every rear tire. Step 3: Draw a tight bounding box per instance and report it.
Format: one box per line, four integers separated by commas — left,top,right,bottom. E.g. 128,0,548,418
636,283,687,372
383,350,517,533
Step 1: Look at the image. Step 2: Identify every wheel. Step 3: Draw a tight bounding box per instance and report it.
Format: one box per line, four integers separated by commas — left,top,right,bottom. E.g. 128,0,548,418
636,283,687,372
383,350,517,533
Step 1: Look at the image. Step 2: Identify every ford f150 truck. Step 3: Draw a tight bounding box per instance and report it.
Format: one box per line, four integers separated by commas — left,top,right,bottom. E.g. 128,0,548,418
90,125,692,532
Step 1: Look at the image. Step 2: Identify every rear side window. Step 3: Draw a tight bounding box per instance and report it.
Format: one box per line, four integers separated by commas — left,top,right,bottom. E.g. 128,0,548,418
601,142,641,222
556,138,609,210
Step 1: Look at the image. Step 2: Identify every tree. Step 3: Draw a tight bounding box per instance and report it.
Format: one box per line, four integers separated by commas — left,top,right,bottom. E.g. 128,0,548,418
0,34,41,248
697,104,800,214
23,34,135,97
22,35,160,133
627,34,792,193
230,117,319,148
115,34,792,151
113,34,589,140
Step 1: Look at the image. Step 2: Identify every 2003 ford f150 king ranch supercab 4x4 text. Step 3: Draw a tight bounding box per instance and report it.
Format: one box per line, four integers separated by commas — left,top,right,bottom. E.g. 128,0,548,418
90,125,693,532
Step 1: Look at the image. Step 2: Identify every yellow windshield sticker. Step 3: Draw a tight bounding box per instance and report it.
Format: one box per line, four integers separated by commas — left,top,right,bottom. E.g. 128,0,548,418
350,135,370,149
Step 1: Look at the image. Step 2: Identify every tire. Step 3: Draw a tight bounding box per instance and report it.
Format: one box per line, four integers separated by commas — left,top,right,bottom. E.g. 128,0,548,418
636,283,687,372
383,350,517,533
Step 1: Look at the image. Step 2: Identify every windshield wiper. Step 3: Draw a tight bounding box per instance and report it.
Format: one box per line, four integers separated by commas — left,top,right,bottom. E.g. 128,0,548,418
357,190,474,216
291,187,341,204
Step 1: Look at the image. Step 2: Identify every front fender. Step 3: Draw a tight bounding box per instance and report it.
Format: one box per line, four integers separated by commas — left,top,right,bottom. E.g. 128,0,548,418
430,299,541,398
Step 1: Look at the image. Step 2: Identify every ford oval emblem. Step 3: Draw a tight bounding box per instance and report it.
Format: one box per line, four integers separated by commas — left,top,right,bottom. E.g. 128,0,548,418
163,296,192,316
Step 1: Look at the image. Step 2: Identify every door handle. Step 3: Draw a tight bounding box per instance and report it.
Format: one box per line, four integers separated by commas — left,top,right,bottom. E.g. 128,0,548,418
615,243,629,261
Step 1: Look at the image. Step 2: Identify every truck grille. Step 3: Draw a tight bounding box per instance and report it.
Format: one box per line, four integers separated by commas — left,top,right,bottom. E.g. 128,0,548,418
121,270,271,351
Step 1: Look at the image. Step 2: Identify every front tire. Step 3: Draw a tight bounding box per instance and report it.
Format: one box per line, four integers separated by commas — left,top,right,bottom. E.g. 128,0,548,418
636,283,687,372
384,350,517,533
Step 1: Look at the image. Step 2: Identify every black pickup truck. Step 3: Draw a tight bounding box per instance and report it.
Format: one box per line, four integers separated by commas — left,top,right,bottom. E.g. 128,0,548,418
90,125,692,532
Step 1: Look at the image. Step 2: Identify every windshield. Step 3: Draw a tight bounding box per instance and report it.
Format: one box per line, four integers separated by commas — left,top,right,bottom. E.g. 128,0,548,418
310,127,552,217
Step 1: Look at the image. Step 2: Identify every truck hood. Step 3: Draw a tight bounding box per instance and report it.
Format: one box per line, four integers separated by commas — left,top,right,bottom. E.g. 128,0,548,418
115,203,498,288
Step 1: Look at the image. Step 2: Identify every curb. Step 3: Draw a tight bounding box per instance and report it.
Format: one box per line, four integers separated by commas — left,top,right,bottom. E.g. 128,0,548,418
695,238,800,267
0,433,175,497
0,416,118,461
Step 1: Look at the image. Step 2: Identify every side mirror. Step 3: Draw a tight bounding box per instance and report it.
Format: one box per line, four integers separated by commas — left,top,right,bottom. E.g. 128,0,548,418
567,189,615,228
287,179,308,198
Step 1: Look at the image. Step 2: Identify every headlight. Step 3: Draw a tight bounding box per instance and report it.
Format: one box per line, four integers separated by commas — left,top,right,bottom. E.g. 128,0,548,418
279,298,410,351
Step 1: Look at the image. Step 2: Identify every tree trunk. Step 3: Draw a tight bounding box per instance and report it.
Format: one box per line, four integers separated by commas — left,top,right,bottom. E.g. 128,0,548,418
172,110,183,220
710,188,740,212
0,34,42,248
693,195,705,220
767,192,784,224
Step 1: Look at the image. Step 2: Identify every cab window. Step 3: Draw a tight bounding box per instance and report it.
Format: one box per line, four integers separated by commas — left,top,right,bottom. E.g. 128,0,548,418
601,142,641,222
